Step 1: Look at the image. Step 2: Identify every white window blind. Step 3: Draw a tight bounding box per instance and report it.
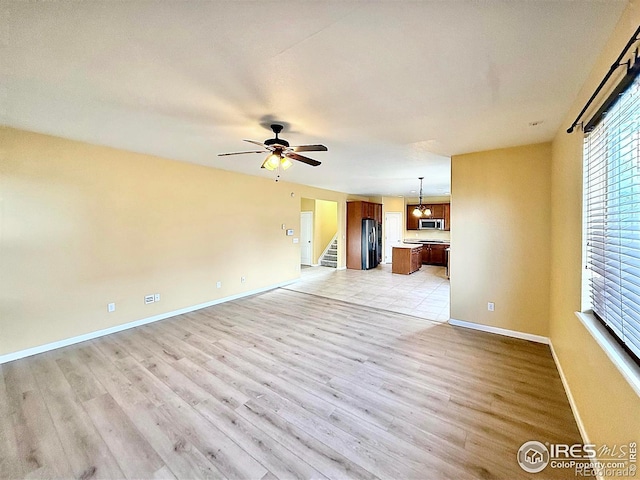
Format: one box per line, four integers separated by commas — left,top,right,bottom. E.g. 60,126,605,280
584,74,640,365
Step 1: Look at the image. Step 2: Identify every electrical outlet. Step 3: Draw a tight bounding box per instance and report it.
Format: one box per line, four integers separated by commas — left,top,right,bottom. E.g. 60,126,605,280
144,295,155,304
241,276,246,284
488,302,495,312
154,293,160,302
216,281,222,288
107,303,116,313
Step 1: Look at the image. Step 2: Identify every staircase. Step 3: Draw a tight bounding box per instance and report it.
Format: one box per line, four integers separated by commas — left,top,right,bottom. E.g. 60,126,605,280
320,238,338,268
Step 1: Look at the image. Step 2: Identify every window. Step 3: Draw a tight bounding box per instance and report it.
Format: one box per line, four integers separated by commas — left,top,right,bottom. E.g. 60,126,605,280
584,74,640,366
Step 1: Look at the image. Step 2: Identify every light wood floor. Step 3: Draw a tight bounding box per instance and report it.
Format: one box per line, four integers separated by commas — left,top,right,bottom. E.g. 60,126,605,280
0,289,581,479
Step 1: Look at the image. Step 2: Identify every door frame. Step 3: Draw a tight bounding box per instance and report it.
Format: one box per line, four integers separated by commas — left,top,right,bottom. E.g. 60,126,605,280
300,211,314,266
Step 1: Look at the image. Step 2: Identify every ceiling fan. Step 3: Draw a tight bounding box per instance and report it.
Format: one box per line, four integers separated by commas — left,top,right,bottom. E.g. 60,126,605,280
218,124,327,172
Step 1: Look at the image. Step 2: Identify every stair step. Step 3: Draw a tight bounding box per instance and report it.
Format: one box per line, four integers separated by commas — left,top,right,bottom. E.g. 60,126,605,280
319,237,338,268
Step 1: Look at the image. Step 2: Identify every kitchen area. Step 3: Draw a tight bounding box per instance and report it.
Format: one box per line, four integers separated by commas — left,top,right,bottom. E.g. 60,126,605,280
391,200,450,277
391,240,450,277
290,196,450,323
346,198,451,278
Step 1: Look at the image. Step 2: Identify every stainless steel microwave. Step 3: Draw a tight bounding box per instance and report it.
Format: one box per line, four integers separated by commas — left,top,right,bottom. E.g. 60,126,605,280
419,218,445,230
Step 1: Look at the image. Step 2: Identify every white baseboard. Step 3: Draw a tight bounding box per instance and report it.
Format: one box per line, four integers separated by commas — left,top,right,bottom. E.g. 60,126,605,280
448,318,550,344
337,266,347,270
548,340,590,445
0,280,295,365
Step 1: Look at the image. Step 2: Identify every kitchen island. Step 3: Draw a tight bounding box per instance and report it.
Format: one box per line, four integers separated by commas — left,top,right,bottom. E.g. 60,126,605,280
392,244,423,275
403,240,450,266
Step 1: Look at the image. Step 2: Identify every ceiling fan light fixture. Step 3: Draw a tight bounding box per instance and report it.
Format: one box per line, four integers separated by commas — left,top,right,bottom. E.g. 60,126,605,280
280,156,293,170
219,124,326,179
262,153,281,171
261,158,275,171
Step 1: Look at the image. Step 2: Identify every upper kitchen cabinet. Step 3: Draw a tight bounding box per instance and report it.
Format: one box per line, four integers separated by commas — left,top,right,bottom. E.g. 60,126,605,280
430,204,444,219
406,202,451,230
351,200,382,223
373,203,382,224
406,205,420,230
443,203,450,231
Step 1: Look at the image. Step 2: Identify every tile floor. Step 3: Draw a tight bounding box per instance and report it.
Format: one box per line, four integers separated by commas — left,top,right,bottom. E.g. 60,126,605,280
285,263,450,322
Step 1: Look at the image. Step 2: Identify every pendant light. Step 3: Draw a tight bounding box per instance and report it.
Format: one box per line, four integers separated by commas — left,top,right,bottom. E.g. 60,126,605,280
412,177,432,217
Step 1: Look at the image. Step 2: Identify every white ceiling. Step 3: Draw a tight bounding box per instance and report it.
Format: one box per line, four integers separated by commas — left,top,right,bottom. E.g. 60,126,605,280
1,1,626,196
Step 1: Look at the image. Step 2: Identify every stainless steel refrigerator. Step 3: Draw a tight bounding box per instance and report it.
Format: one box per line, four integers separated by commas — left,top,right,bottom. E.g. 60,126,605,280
361,218,380,270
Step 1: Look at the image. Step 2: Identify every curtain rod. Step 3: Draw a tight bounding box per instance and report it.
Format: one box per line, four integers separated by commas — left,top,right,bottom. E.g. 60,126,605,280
567,25,640,134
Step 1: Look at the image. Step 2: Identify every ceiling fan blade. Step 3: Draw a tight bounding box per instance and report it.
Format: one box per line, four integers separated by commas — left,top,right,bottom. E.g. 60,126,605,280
243,139,268,148
218,150,266,156
289,144,328,153
285,152,321,167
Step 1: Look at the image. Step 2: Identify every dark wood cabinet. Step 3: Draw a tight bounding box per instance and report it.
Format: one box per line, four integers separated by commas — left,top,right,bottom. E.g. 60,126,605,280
350,200,381,222
411,247,422,273
430,204,444,219
406,203,451,230
421,246,430,264
392,246,422,274
373,203,382,224
443,204,450,231
366,202,374,220
347,200,383,270
421,243,449,266
406,205,420,230
430,244,447,265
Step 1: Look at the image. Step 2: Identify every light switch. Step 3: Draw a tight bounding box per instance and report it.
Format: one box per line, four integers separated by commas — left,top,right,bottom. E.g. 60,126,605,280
293,238,299,244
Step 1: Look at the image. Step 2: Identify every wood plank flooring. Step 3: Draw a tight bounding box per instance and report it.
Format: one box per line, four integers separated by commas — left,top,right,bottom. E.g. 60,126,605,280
0,289,581,479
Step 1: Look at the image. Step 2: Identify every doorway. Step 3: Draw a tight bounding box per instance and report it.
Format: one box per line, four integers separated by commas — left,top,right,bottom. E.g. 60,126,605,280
300,211,313,266
384,212,402,263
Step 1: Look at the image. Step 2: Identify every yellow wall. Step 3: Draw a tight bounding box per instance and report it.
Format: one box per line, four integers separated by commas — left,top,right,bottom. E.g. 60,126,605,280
450,143,552,336
549,2,640,449
300,198,338,263
382,196,404,213
0,126,351,357
300,198,315,212
314,200,338,263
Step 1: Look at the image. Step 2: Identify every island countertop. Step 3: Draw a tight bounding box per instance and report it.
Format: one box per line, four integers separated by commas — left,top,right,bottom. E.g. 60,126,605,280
392,243,424,249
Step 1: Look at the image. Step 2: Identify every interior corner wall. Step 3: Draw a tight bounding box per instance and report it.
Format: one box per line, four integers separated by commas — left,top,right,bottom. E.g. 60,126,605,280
313,199,338,263
300,198,315,212
549,1,640,448
0,126,350,358
450,142,552,337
